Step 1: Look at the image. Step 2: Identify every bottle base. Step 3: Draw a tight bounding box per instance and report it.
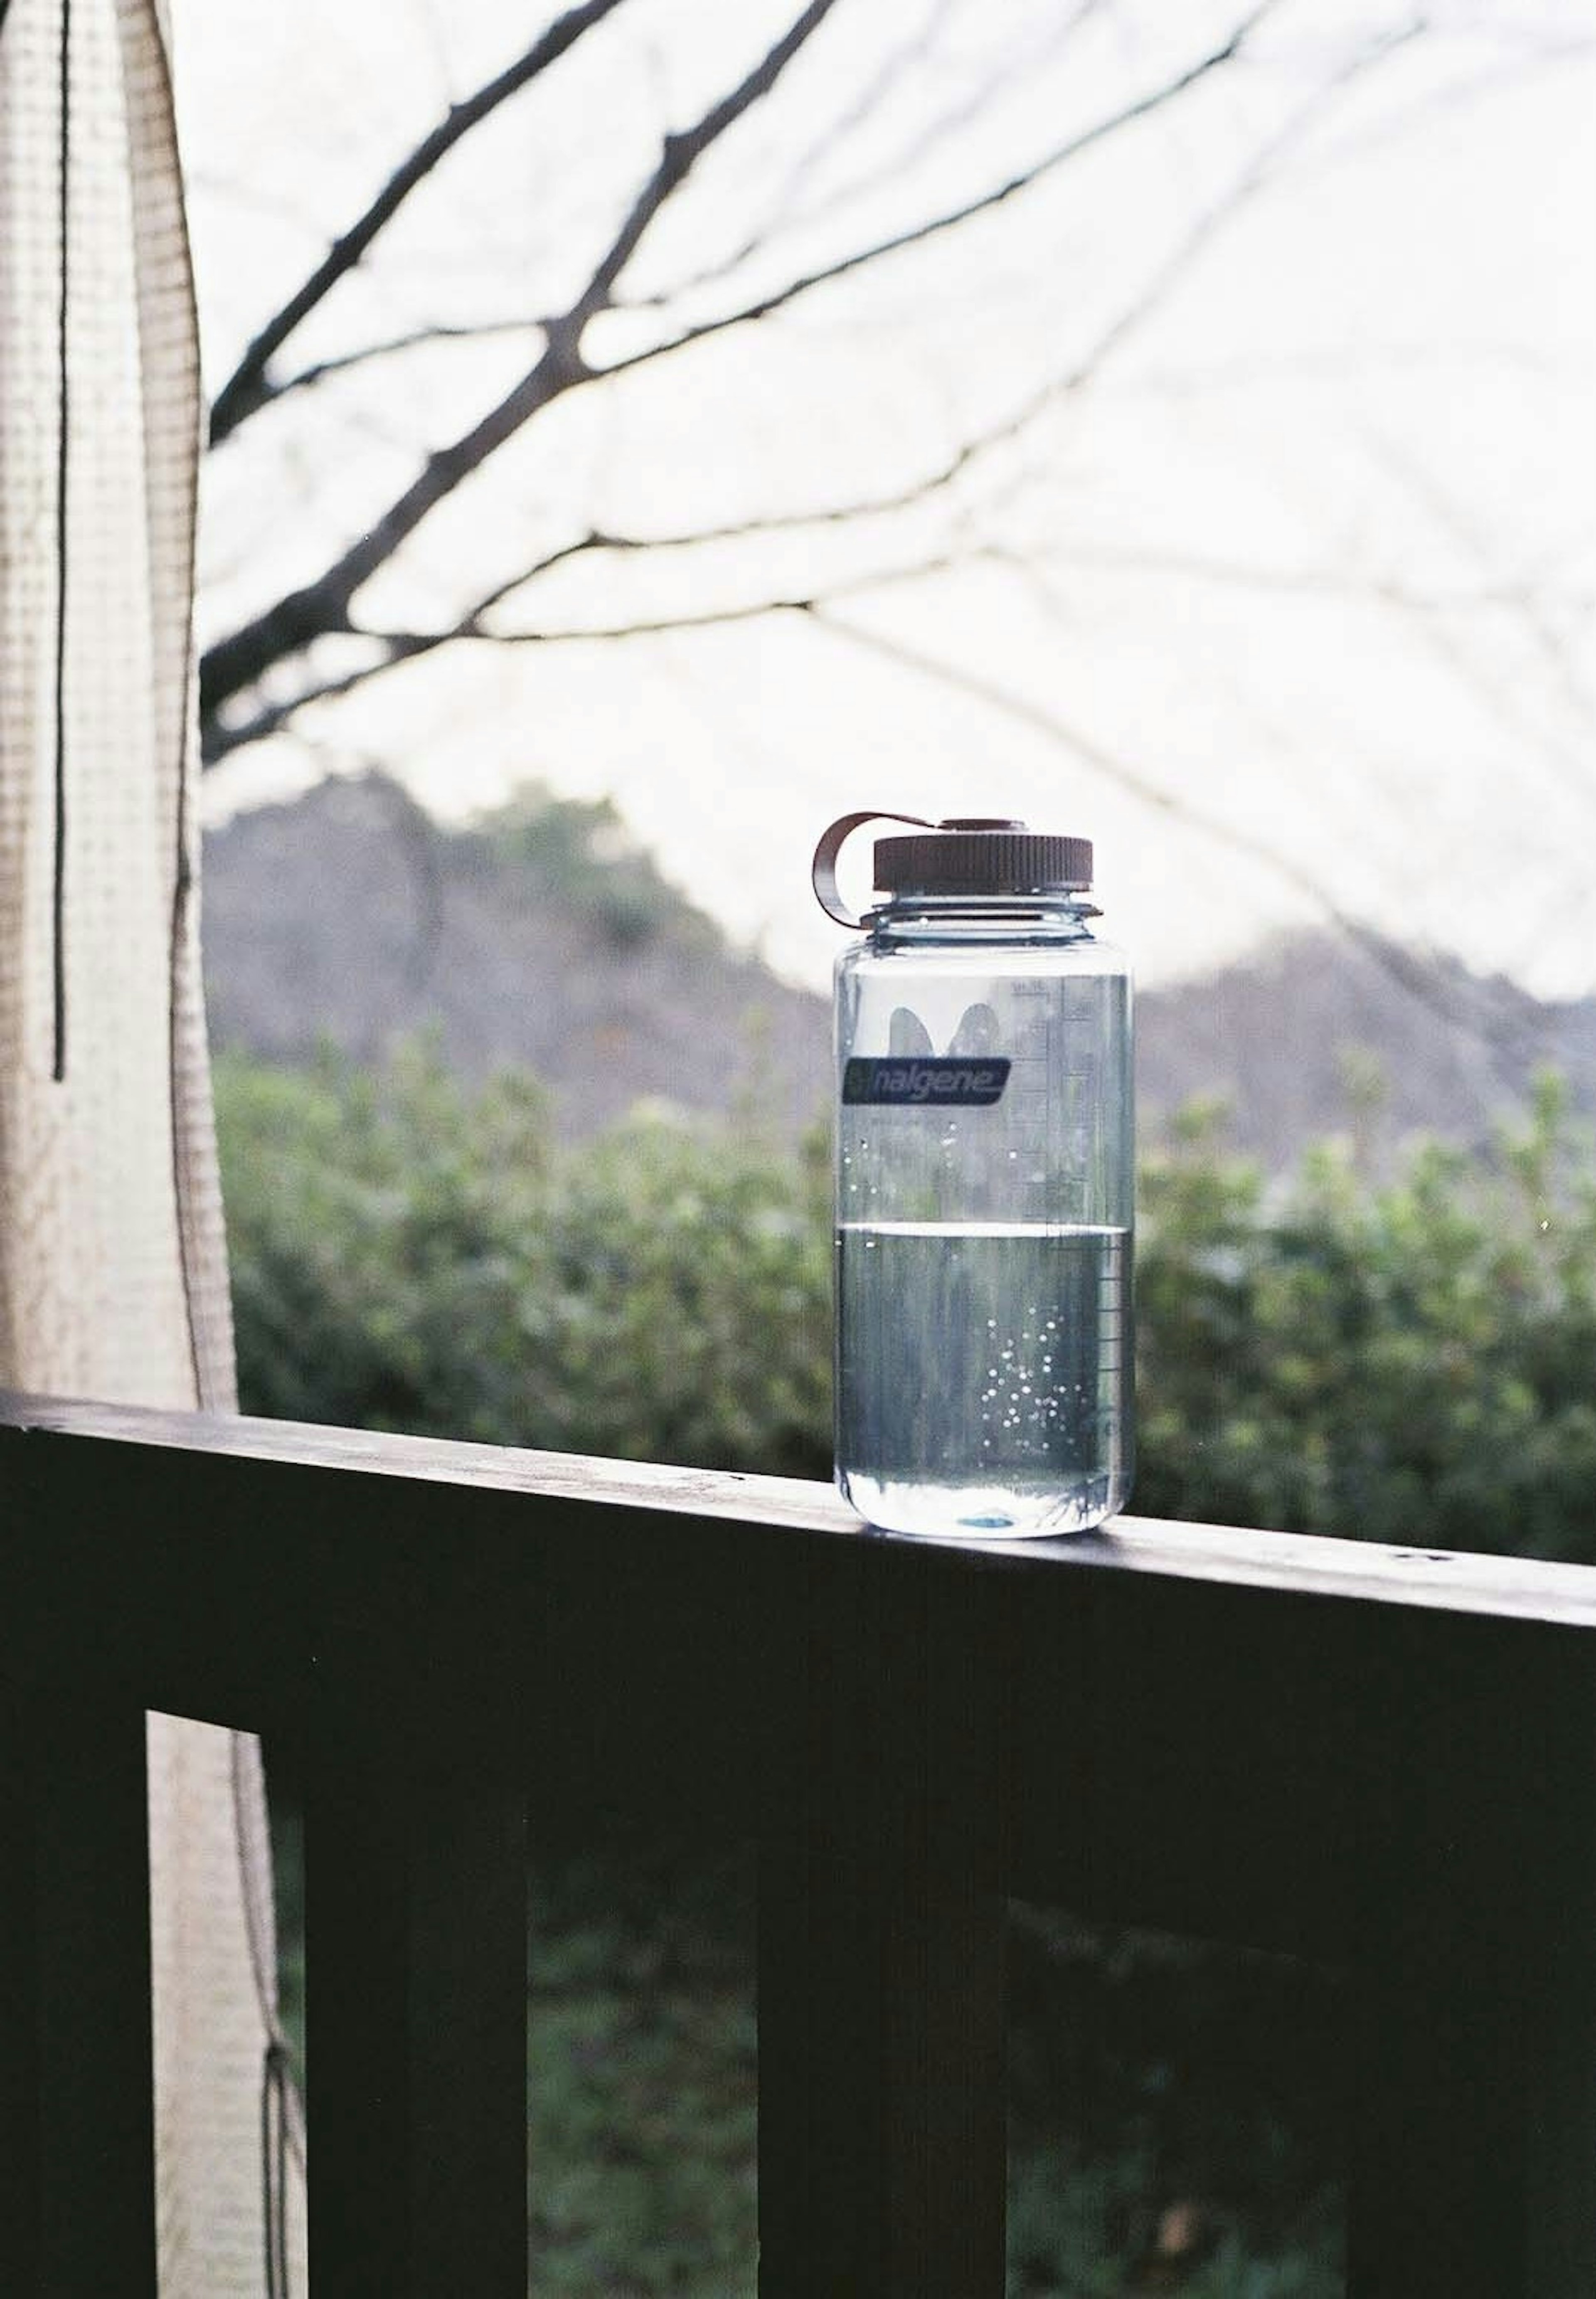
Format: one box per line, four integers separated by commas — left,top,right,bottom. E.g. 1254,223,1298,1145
838,1469,1127,1540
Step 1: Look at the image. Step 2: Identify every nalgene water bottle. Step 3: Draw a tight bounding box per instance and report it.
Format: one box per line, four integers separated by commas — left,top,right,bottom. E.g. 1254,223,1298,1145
813,813,1133,1538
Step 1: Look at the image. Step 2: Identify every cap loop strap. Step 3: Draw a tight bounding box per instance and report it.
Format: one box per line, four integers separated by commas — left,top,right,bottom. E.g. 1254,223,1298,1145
810,811,934,929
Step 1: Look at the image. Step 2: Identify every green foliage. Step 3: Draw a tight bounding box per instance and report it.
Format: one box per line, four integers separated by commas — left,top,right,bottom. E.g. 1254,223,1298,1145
219,1044,1596,1563
517,1844,1343,2298
222,1049,1596,2290
473,784,717,952
1006,1907,1344,2296
525,1844,758,2294
216,1040,831,1476
1137,1075,1596,1560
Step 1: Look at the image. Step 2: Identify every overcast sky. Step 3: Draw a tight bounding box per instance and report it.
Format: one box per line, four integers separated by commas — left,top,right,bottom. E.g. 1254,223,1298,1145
175,0,1596,997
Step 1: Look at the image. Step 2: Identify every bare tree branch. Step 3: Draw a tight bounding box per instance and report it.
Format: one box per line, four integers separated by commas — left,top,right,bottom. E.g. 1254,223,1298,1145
197,7,1261,735
727,0,968,272
405,547,969,644
231,0,855,416
1348,424,1596,856
1031,540,1590,614
537,17,1418,629
204,547,972,763
449,476,978,616
808,604,1537,1044
1118,340,1567,400
622,0,1101,317
1359,421,1596,728
264,317,549,402
200,0,844,727
573,0,844,323
621,0,965,313
200,3,1418,761
1284,26,1596,185
207,0,629,445
589,2,1285,386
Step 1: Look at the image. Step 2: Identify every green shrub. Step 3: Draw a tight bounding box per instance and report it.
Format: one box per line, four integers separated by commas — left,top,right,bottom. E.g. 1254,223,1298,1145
1136,1077,1596,1560
216,1040,831,1476
219,1050,1596,2289
474,785,715,952
218,1047,1596,1563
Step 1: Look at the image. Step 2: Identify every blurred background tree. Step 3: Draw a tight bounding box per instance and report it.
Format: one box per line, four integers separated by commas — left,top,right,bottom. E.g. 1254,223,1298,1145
180,0,1596,1023
194,1,1346,766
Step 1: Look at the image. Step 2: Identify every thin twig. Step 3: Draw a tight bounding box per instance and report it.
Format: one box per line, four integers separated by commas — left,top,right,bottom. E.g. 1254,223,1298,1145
201,0,843,723
574,0,844,323
609,30,1268,389
266,317,550,401
1030,542,1584,614
623,0,1102,317
201,5,1419,753
208,0,629,443
203,549,970,764
809,604,1534,1044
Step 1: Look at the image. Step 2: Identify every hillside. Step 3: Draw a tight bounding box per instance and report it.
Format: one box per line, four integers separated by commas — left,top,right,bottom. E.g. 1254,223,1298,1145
1136,929,1596,1170
202,777,1596,1165
202,775,831,1139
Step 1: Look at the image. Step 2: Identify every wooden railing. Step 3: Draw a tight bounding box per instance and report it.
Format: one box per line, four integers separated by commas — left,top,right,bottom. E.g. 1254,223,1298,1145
2,1392,1594,2295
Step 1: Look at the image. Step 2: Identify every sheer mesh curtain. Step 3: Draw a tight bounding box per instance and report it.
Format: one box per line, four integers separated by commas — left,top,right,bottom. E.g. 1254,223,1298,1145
0,0,306,2287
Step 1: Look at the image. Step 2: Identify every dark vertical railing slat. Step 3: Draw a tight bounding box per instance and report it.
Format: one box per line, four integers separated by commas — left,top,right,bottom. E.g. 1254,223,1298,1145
1522,1663,1596,2297
305,1724,528,2297
1348,1616,1596,2296
0,1692,42,2294
39,1703,157,2294
1351,1918,1532,2294
758,1549,1007,2297
0,1698,157,2296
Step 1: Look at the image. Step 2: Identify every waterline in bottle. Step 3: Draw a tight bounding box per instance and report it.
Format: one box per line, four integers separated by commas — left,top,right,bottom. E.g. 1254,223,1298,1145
835,1220,1131,1538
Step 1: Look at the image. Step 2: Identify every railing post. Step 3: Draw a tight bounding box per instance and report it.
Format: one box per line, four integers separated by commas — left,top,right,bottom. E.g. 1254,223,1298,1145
304,1709,528,2297
758,1545,1008,2298
0,1693,157,2297
1348,1616,1596,2296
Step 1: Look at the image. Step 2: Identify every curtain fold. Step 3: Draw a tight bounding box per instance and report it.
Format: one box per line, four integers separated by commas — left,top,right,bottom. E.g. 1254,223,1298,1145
0,0,307,2286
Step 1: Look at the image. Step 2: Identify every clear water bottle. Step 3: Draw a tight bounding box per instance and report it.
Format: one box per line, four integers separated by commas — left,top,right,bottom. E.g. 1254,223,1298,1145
813,813,1133,1538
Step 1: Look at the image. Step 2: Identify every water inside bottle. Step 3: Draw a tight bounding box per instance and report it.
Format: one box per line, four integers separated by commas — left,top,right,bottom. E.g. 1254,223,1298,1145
835,1219,1131,1537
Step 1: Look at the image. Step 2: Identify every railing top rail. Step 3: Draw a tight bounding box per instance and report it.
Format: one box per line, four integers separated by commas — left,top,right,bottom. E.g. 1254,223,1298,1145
5,1388,1596,1631
8,1385,1596,2299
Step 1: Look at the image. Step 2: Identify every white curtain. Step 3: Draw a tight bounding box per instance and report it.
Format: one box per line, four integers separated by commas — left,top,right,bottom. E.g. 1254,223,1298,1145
0,0,307,2286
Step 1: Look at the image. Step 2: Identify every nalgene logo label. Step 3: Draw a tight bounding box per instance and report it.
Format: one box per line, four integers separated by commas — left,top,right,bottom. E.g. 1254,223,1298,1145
842,1057,1010,1107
